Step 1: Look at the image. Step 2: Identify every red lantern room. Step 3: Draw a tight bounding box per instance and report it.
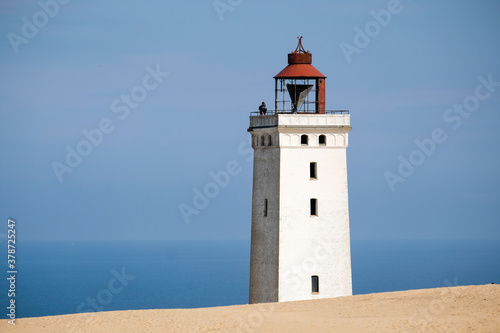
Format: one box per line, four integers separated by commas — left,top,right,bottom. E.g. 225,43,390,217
274,37,326,114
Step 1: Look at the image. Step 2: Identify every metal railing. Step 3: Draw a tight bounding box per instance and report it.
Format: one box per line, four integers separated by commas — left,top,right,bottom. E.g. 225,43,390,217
250,110,349,116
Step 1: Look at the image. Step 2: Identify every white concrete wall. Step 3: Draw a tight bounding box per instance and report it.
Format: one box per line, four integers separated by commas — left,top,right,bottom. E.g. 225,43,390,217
249,114,350,129
249,114,352,304
278,146,352,301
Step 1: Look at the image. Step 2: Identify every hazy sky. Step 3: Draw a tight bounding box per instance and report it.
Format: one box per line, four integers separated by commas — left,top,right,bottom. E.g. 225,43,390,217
1,0,499,241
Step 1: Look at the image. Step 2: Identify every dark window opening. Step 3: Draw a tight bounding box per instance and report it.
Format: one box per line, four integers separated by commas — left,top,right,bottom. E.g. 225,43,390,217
312,275,319,293
301,135,308,145
319,135,326,145
264,199,268,217
310,198,317,216
260,135,265,146
268,135,272,146
310,162,317,179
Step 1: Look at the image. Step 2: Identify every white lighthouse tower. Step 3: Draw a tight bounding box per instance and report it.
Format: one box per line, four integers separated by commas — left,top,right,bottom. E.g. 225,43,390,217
248,38,352,304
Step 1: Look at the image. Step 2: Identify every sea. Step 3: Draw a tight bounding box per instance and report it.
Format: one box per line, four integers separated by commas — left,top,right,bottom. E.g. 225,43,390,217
1,239,499,319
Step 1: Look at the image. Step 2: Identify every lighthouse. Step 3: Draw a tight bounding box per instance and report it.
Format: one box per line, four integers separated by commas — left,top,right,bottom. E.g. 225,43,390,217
248,37,352,303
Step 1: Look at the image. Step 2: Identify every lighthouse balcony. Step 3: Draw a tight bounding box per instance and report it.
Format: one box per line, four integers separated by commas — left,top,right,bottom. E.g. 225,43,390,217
250,110,349,116
248,112,350,131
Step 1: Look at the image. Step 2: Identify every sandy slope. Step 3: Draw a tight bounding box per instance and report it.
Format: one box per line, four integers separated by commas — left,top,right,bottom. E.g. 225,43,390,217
2,284,499,333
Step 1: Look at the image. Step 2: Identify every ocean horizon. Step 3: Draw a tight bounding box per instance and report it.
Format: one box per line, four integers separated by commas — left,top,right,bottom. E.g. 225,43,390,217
2,239,499,319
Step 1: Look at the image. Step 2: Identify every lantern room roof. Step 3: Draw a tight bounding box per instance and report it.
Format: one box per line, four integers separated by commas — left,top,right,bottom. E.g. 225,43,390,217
274,63,326,79
274,37,326,79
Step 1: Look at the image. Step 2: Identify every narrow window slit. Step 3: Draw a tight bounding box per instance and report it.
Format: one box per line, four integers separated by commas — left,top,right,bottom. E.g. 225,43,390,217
310,198,317,216
310,162,317,179
312,276,319,293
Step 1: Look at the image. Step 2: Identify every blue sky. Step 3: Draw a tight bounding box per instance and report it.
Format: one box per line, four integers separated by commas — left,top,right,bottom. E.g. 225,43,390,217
1,0,499,241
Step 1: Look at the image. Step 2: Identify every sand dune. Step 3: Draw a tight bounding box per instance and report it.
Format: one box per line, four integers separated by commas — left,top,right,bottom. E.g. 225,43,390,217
2,284,499,332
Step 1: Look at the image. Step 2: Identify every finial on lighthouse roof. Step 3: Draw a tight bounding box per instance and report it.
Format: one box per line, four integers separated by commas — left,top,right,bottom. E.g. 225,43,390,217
288,36,312,65
292,36,308,54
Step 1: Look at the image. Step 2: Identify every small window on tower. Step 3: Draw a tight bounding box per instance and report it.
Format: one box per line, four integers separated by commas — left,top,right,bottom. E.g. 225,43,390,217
310,162,317,180
312,275,319,293
301,135,308,145
319,135,326,145
310,198,318,216
260,135,265,146
264,199,268,217
268,135,272,146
